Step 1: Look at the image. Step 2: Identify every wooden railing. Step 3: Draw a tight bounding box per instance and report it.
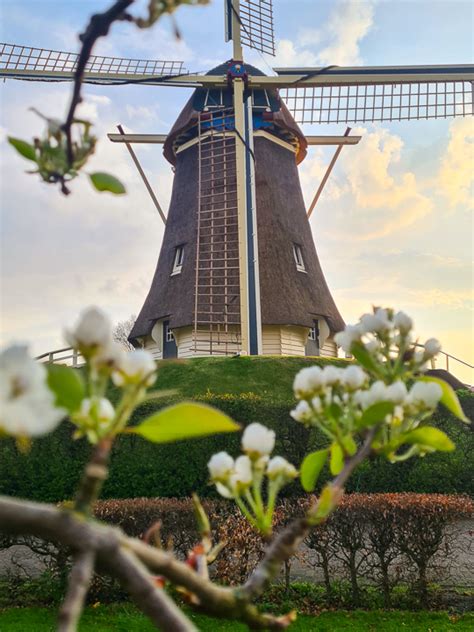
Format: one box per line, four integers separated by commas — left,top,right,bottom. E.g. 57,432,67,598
35,347,84,367
412,343,473,377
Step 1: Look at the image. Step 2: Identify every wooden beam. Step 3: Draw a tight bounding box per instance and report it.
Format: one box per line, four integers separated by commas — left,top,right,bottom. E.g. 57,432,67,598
307,127,353,219
115,125,167,226
305,135,361,146
108,133,167,144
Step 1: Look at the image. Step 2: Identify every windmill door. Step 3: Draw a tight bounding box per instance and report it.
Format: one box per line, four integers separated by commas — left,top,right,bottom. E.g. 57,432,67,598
163,320,177,359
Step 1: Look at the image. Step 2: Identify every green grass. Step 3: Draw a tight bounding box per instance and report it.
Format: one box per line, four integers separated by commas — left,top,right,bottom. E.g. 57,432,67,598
0,606,473,631
151,355,349,399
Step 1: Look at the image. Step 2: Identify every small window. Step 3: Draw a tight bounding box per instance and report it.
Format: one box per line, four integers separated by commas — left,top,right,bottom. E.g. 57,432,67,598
308,320,319,341
171,245,184,275
165,323,174,342
293,244,306,272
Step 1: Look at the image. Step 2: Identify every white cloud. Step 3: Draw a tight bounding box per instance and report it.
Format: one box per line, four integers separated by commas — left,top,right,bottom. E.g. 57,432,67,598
274,0,375,68
437,117,474,208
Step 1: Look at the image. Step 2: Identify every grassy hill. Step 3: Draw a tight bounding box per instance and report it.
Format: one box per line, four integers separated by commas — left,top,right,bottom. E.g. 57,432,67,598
150,355,349,400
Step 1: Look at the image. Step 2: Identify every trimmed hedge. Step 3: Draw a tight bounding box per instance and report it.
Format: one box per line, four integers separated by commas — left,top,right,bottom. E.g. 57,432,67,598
0,386,472,502
2,494,471,609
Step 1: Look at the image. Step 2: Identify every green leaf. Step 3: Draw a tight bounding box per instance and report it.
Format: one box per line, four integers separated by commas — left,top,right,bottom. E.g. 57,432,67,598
402,426,455,452
330,442,344,475
8,137,37,162
341,434,357,456
46,364,85,414
357,401,395,429
128,402,240,443
313,485,338,521
420,376,469,423
351,341,381,375
300,448,329,492
89,172,126,195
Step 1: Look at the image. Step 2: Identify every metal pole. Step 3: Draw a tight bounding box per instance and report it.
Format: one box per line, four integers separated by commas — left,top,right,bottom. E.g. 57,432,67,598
116,124,167,225
307,127,352,218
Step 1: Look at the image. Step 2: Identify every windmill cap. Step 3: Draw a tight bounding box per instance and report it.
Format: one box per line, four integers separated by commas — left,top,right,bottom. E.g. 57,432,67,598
163,60,308,165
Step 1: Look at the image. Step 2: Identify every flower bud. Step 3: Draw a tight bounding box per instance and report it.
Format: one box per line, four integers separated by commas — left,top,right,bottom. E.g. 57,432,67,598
334,324,362,354
242,423,275,458
406,382,442,409
360,308,391,334
267,456,298,482
80,397,115,423
290,400,313,423
229,455,253,494
393,311,413,334
423,338,441,359
293,366,324,397
112,350,156,387
322,365,343,386
208,451,234,482
65,307,112,355
342,365,367,390
385,381,408,404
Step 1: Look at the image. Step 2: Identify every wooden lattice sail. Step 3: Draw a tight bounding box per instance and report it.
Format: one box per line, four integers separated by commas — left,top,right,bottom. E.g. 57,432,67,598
129,62,344,358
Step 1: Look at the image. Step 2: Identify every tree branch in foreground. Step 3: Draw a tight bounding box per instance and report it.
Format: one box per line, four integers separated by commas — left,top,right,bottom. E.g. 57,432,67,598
57,550,95,632
63,0,134,165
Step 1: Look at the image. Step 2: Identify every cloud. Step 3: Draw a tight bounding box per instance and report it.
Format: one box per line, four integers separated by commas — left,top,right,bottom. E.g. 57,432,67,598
302,127,433,241
274,0,375,67
437,117,474,208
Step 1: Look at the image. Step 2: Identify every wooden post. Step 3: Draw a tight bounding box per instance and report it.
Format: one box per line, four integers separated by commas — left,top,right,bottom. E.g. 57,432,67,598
231,0,243,60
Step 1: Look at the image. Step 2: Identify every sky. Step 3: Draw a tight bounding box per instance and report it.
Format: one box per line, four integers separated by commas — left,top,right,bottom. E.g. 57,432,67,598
0,0,473,384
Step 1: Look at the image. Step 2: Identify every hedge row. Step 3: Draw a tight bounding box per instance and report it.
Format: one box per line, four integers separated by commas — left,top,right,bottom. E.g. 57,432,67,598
2,494,471,608
0,390,472,502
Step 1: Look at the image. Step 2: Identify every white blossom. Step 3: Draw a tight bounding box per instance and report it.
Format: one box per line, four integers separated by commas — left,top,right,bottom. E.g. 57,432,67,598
80,397,115,423
65,307,113,353
0,345,65,438
112,350,156,387
394,311,413,334
342,366,367,390
293,366,324,397
355,380,389,409
242,423,275,457
95,341,124,370
215,482,234,498
208,451,234,482
423,338,442,359
311,396,323,413
229,455,253,493
406,382,442,409
322,365,343,386
290,399,313,423
360,308,392,334
334,325,362,353
385,381,408,404
267,456,298,481
365,339,381,354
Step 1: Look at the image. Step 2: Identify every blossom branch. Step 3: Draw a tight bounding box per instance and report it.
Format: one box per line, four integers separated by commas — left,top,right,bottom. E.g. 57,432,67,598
74,438,113,514
241,428,377,600
57,550,95,632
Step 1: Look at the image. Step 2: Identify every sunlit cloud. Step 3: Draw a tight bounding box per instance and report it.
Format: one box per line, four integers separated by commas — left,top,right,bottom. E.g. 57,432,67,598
437,117,474,208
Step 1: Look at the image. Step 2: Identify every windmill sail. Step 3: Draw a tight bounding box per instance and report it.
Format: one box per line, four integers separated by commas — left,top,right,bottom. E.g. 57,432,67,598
273,65,474,124
0,43,186,83
225,0,275,56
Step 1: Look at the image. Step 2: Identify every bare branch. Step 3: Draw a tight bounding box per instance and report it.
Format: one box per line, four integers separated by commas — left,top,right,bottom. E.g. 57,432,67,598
57,550,95,632
63,0,134,165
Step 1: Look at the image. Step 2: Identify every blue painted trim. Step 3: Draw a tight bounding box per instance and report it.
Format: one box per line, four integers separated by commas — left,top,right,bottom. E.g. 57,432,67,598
244,93,259,355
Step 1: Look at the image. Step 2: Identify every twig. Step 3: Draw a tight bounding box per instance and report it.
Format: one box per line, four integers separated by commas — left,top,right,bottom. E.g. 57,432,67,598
57,550,95,632
74,438,113,514
63,0,134,165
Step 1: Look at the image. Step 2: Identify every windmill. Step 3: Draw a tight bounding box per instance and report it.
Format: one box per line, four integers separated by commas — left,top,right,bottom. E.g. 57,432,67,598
1,1,473,361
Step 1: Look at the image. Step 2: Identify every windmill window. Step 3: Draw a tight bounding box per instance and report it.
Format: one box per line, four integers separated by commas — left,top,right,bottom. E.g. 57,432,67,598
165,323,175,343
171,245,184,275
293,244,306,272
308,321,319,342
